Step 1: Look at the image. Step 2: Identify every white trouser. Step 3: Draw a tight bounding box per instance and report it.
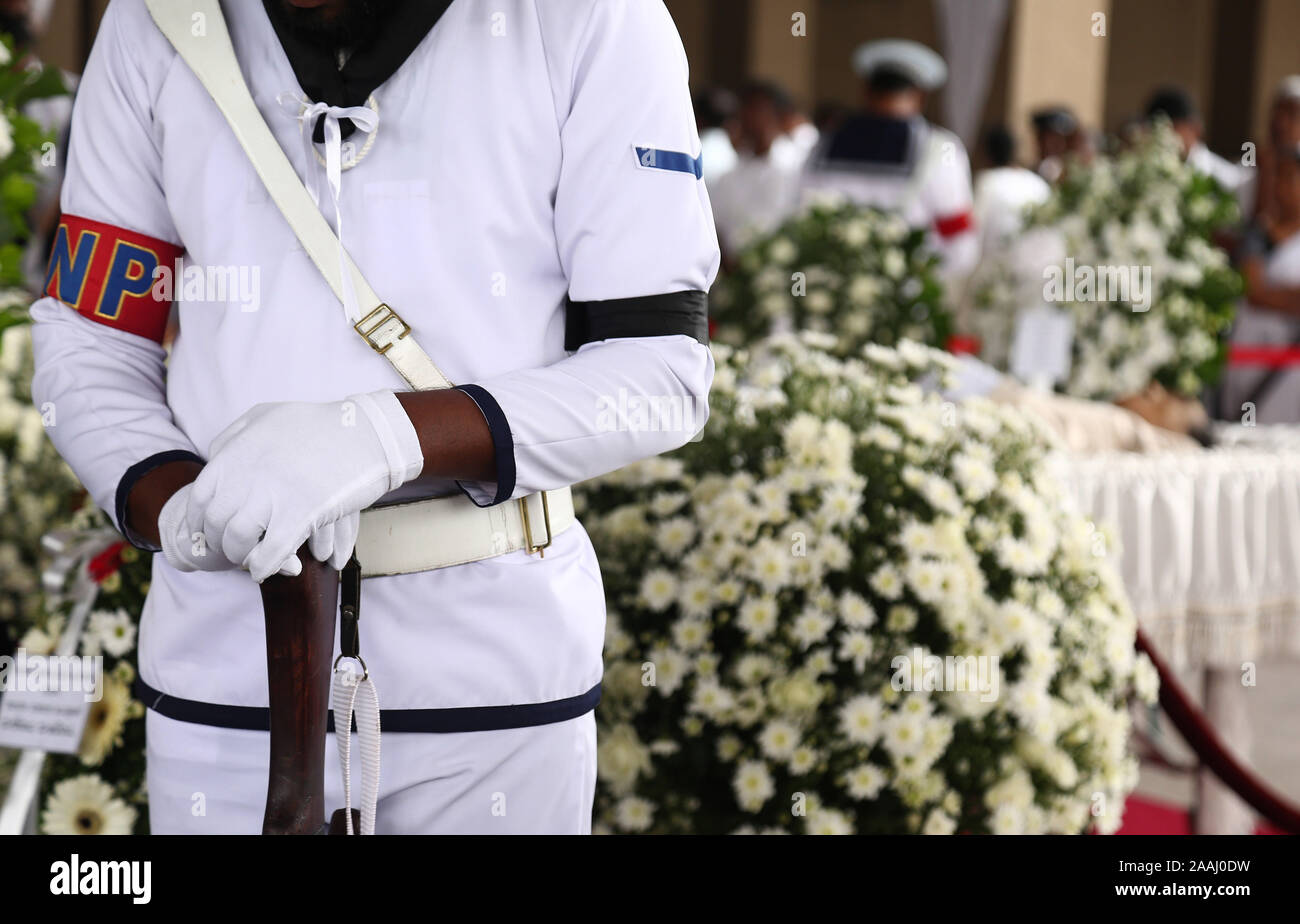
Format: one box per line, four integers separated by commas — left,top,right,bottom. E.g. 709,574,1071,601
145,710,597,834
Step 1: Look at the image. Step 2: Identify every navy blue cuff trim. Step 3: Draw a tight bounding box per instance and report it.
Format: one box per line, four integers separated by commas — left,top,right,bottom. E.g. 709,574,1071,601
134,677,601,734
453,384,515,506
565,290,709,351
114,449,205,552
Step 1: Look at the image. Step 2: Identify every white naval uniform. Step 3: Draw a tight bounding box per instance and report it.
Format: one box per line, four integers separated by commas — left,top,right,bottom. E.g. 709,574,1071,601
801,116,979,284
30,0,718,833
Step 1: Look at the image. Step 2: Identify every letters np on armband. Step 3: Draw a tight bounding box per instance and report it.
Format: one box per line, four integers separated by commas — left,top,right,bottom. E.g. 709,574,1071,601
44,215,184,343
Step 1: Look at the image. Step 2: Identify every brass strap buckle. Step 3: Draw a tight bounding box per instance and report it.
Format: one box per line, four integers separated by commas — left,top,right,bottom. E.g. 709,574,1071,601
518,492,553,557
354,303,411,355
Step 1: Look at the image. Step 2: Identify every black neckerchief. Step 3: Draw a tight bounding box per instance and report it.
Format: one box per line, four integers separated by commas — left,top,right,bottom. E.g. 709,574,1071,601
262,0,452,141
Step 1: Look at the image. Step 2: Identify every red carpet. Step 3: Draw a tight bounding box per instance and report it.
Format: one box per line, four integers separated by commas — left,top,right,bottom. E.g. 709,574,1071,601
1116,795,1286,834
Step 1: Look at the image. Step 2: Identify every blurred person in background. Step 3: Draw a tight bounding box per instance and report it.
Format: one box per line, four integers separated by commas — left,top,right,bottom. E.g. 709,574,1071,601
1220,146,1300,423
1030,106,1079,183
708,80,803,259
973,124,1050,250
695,86,739,185
802,39,977,284
1249,76,1300,227
1145,86,1252,211
774,90,818,168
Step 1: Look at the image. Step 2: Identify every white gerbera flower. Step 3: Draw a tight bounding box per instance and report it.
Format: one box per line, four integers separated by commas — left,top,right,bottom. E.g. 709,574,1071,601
41,775,136,835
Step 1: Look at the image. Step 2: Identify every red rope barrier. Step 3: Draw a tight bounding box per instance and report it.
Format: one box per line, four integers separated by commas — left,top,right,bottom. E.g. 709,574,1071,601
1228,344,1300,367
1135,629,1300,833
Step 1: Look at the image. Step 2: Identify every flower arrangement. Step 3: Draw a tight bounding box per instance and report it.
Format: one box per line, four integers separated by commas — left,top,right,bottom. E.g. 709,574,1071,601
0,32,67,289
581,334,1155,834
709,202,950,356
26,505,152,835
0,322,83,629
975,124,1240,400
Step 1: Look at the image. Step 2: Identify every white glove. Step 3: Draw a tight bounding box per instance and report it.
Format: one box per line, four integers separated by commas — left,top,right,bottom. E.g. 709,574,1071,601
158,483,360,577
184,391,424,582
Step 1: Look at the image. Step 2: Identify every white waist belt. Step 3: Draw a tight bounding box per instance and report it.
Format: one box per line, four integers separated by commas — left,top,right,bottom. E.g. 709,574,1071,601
354,487,576,578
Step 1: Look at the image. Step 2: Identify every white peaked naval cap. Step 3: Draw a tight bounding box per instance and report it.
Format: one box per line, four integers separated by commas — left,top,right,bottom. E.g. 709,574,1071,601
852,39,948,90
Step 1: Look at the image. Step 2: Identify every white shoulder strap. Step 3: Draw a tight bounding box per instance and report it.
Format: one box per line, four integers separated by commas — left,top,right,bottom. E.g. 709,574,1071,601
143,0,452,391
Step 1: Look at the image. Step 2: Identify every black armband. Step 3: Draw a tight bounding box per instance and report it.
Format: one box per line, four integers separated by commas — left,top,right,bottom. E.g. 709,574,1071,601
564,290,709,351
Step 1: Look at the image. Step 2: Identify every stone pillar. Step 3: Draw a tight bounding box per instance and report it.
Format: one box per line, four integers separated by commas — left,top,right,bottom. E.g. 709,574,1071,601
1003,0,1113,161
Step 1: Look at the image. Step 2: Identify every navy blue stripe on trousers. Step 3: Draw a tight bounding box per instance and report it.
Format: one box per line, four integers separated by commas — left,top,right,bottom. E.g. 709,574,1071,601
134,677,601,734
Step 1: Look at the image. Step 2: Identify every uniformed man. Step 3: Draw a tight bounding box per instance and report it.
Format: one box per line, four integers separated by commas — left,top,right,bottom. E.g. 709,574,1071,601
1029,106,1079,184
709,81,805,257
801,38,978,284
30,0,717,833
1145,87,1252,211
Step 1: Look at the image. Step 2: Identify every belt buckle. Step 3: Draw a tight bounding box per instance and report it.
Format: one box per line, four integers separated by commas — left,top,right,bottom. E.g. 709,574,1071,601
354,303,411,355
519,492,553,557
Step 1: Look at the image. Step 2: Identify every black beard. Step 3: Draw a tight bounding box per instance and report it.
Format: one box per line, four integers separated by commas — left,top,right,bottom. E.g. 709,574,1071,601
276,0,401,52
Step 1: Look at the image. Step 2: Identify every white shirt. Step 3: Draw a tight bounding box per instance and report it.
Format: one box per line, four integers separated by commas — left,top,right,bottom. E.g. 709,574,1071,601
1187,141,1253,213
709,150,802,254
699,126,738,184
973,166,1051,250
30,0,718,717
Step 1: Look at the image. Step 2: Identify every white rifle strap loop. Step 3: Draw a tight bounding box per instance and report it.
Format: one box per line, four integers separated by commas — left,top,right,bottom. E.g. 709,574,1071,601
143,0,453,391
332,662,381,836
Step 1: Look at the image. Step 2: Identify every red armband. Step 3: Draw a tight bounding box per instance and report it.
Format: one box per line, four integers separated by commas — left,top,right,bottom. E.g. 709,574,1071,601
934,210,973,239
43,215,184,343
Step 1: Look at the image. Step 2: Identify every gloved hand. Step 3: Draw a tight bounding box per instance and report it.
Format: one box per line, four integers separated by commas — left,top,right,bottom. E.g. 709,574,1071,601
182,391,424,582
159,483,361,577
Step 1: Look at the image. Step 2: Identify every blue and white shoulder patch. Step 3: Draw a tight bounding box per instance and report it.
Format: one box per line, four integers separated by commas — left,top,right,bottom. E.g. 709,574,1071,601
633,145,704,179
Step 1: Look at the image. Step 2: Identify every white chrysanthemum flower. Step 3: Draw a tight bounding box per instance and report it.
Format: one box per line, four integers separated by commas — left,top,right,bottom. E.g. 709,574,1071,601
638,569,679,611
839,694,885,746
738,597,779,642
655,517,697,557
688,679,736,720
787,745,818,774
614,796,655,832
716,734,743,762
837,630,874,672
839,591,876,628
732,759,776,812
597,724,652,794
646,644,690,695
758,719,801,760
85,609,136,658
843,762,887,800
921,809,957,835
791,609,834,649
671,616,710,651
805,806,854,835
869,564,903,600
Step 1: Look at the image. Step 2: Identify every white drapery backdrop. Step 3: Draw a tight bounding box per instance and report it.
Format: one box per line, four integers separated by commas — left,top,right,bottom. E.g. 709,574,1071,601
934,0,1010,150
